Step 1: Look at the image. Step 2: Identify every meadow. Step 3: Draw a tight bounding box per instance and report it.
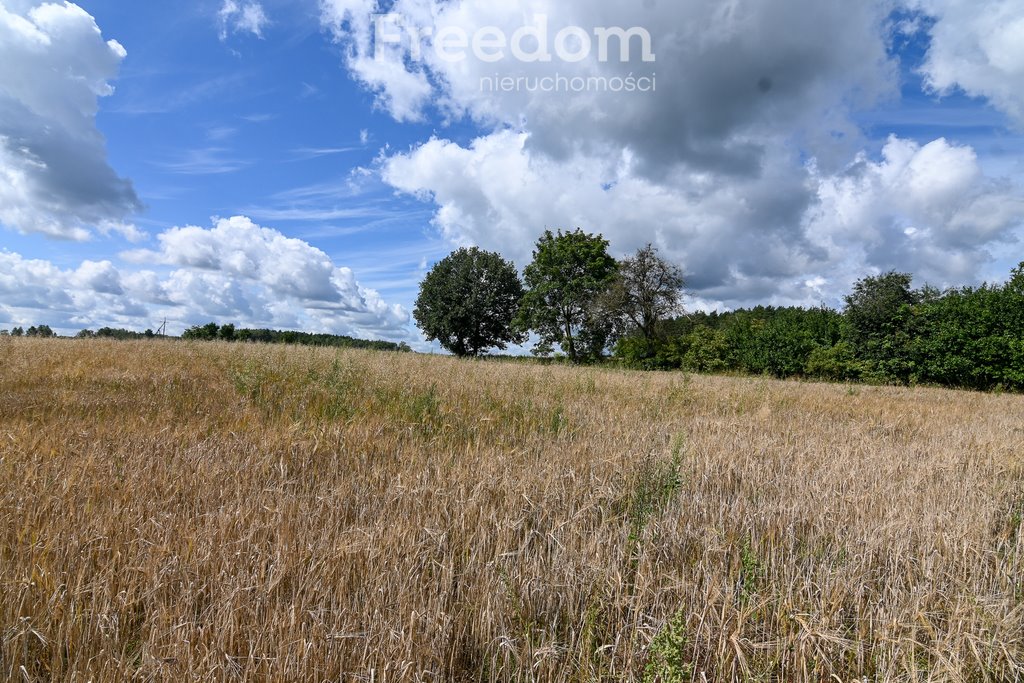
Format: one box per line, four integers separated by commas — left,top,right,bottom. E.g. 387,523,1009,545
1,338,1023,682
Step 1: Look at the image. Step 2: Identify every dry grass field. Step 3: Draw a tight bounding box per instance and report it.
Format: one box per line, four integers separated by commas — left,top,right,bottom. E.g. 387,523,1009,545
1,338,1023,682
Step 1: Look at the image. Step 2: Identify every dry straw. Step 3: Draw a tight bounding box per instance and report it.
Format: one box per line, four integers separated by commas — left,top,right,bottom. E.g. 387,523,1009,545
1,338,1022,681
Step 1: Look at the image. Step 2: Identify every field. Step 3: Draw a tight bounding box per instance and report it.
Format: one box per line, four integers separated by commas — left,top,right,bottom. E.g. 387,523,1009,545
2,338,1023,682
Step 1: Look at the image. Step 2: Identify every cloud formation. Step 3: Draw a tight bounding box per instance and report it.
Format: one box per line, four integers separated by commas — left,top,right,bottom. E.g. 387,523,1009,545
0,217,411,338
383,130,1024,308
806,136,1024,286
909,0,1024,125
322,0,897,174
326,0,1024,305
0,0,141,240
218,0,269,41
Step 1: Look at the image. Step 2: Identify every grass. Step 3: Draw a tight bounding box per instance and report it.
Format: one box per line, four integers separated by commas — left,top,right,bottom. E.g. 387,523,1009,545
1,337,1023,681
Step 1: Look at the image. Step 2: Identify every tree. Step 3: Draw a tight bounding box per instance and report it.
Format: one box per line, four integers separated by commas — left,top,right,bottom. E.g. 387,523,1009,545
609,245,685,340
843,272,918,382
11,327,24,337
516,229,618,363
414,247,526,357
679,327,731,373
1009,262,1024,295
603,244,685,356
183,323,221,341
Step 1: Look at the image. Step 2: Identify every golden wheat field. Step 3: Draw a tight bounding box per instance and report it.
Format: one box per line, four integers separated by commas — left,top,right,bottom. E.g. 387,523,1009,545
1,338,1023,682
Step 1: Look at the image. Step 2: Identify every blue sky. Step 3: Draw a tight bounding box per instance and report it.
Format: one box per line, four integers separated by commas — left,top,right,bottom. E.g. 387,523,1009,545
1,0,1022,343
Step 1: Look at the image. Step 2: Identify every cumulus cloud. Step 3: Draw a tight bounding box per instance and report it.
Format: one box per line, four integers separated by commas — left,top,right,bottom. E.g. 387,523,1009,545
218,0,269,41
321,0,432,121
0,1,141,240
326,0,1024,305
805,136,1024,285
908,0,1024,124
383,130,1024,308
322,0,897,174
0,217,411,338
121,216,410,335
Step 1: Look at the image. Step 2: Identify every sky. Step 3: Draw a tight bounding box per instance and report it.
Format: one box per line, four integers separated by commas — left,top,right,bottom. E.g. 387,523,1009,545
1,0,1023,345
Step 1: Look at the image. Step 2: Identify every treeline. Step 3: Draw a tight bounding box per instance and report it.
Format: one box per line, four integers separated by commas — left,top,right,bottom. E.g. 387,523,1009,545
76,327,158,340
633,268,1024,391
181,322,413,353
414,228,1024,392
2,322,411,354
0,325,56,338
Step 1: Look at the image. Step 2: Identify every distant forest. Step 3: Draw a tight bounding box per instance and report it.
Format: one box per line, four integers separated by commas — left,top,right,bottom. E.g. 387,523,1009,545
0,323,411,354
180,323,413,353
613,267,1024,393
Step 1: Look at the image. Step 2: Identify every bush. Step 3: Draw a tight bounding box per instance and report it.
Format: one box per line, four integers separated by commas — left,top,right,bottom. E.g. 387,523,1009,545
805,342,863,382
679,327,730,374
615,336,677,370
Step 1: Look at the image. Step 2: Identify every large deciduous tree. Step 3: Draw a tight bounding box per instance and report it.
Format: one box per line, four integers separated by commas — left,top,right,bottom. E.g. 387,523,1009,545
843,271,919,381
414,247,526,357
603,244,685,348
516,229,618,363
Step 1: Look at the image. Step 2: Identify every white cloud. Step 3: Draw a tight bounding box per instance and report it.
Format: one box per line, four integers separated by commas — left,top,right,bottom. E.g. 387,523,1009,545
154,147,251,175
0,218,412,338
0,251,75,311
321,0,897,173
383,130,1024,307
908,0,1024,124
384,130,825,303
328,0,1024,304
321,0,432,121
218,0,269,41
120,216,410,335
72,260,124,295
0,1,140,240
805,136,1024,285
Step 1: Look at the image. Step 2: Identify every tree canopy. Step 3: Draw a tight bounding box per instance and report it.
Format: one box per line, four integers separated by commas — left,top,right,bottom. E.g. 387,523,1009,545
516,229,618,363
602,244,685,356
414,247,526,357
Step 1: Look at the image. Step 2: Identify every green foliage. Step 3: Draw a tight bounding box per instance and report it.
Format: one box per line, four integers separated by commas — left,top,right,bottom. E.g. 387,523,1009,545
843,272,918,383
624,306,842,378
183,322,222,341
77,327,157,340
643,610,691,683
517,229,618,363
182,323,412,352
614,335,677,371
907,278,1024,391
724,307,841,378
628,263,1024,392
414,247,526,357
738,538,765,604
603,244,685,350
804,341,863,382
25,325,55,338
676,327,730,373
625,439,684,543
